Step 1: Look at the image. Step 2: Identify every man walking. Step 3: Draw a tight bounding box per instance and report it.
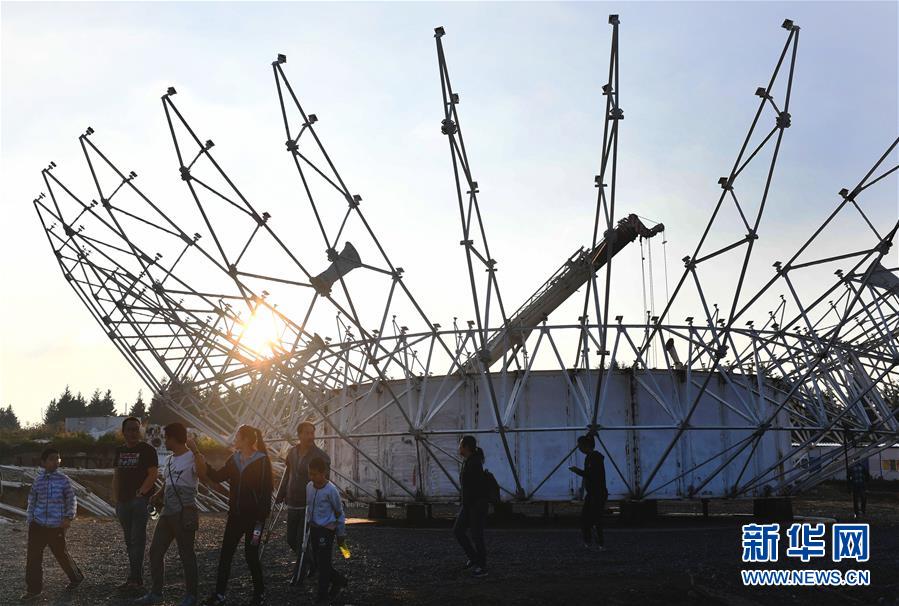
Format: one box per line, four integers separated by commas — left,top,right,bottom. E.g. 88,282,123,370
275,420,330,578
114,416,159,590
20,447,84,602
849,460,868,518
136,423,206,606
569,434,608,550
454,435,489,578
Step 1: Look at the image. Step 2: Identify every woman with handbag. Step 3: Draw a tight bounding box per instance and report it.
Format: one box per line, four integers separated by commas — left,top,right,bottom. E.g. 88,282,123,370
202,425,273,606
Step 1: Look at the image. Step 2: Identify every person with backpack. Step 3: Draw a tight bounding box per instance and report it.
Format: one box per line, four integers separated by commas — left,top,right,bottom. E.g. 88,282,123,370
454,435,489,578
569,434,608,550
201,425,273,606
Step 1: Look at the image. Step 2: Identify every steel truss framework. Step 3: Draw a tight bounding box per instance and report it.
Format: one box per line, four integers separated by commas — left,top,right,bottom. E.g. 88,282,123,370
33,16,899,501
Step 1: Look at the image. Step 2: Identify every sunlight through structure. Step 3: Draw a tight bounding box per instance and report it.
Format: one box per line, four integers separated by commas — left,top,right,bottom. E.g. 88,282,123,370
34,17,899,503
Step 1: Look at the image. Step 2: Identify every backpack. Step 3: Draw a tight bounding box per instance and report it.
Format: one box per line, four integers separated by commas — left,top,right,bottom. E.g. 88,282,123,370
483,468,501,504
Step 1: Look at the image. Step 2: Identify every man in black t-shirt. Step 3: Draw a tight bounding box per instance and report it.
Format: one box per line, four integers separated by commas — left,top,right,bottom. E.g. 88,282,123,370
113,416,159,589
569,434,609,549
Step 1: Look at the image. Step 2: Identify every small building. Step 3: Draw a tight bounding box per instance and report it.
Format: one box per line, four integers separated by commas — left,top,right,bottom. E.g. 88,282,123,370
803,444,899,482
873,447,899,481
64,416,128,439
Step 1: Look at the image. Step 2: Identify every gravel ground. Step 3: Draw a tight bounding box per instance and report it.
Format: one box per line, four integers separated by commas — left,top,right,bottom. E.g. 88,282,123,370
1,483,897,606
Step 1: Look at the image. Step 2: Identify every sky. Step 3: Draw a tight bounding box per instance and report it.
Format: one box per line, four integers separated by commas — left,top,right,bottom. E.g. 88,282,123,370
1,1,897,425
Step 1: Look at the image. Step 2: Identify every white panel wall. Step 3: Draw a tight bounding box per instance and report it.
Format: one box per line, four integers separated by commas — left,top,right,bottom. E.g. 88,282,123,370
321,369,793,501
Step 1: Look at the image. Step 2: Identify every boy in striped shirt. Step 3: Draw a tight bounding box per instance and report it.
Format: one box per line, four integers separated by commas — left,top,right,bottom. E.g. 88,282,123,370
20,447,84,601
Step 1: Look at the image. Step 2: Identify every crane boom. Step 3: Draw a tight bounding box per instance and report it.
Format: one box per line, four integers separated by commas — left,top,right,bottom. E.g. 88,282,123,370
463,214,664,372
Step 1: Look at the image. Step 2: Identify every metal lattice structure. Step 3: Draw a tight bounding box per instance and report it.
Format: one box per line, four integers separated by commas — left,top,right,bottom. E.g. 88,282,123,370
33,17,899,502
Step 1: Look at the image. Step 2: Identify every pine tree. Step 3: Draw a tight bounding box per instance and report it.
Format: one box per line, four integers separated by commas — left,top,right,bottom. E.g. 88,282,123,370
43,398,61,425
99,389,117,416
148,390,166,423
130,390,147,418
148,378,198,425
50,386,88,422
0,405,20,430
87,389,103,415
86,388,117,416
74,391,88,414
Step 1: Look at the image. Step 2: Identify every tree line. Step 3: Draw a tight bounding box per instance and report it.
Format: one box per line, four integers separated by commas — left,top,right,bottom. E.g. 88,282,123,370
40,386,155,425
4,377,237,431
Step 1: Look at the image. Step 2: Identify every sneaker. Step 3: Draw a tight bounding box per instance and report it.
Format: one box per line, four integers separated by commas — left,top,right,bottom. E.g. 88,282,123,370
201,595,226,606
19,592,41,603
472,567,488,578
66,575,85,591
179,596,199,606
135,593,164,605
463,559,475,569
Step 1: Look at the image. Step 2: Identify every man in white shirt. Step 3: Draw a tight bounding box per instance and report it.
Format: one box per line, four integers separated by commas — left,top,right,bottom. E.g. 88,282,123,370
136,423,207,606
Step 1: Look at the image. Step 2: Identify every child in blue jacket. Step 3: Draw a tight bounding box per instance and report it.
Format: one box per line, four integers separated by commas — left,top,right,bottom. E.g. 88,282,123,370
306,457,348,604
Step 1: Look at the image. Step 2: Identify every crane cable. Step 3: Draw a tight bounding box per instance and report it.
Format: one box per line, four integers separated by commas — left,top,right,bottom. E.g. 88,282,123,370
639,237,649,321
662,231,671,306
637,216,671,369
639,237,650,366
649,238,661,367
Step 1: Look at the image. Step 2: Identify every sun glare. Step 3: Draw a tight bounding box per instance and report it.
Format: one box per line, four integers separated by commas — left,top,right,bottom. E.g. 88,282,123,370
235,307,281,358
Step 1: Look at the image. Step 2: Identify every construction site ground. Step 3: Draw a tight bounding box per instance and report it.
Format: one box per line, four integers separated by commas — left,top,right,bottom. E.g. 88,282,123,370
1,481,897,606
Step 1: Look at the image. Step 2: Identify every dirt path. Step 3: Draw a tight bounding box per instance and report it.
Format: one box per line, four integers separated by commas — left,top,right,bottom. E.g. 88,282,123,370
1,484,897,605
